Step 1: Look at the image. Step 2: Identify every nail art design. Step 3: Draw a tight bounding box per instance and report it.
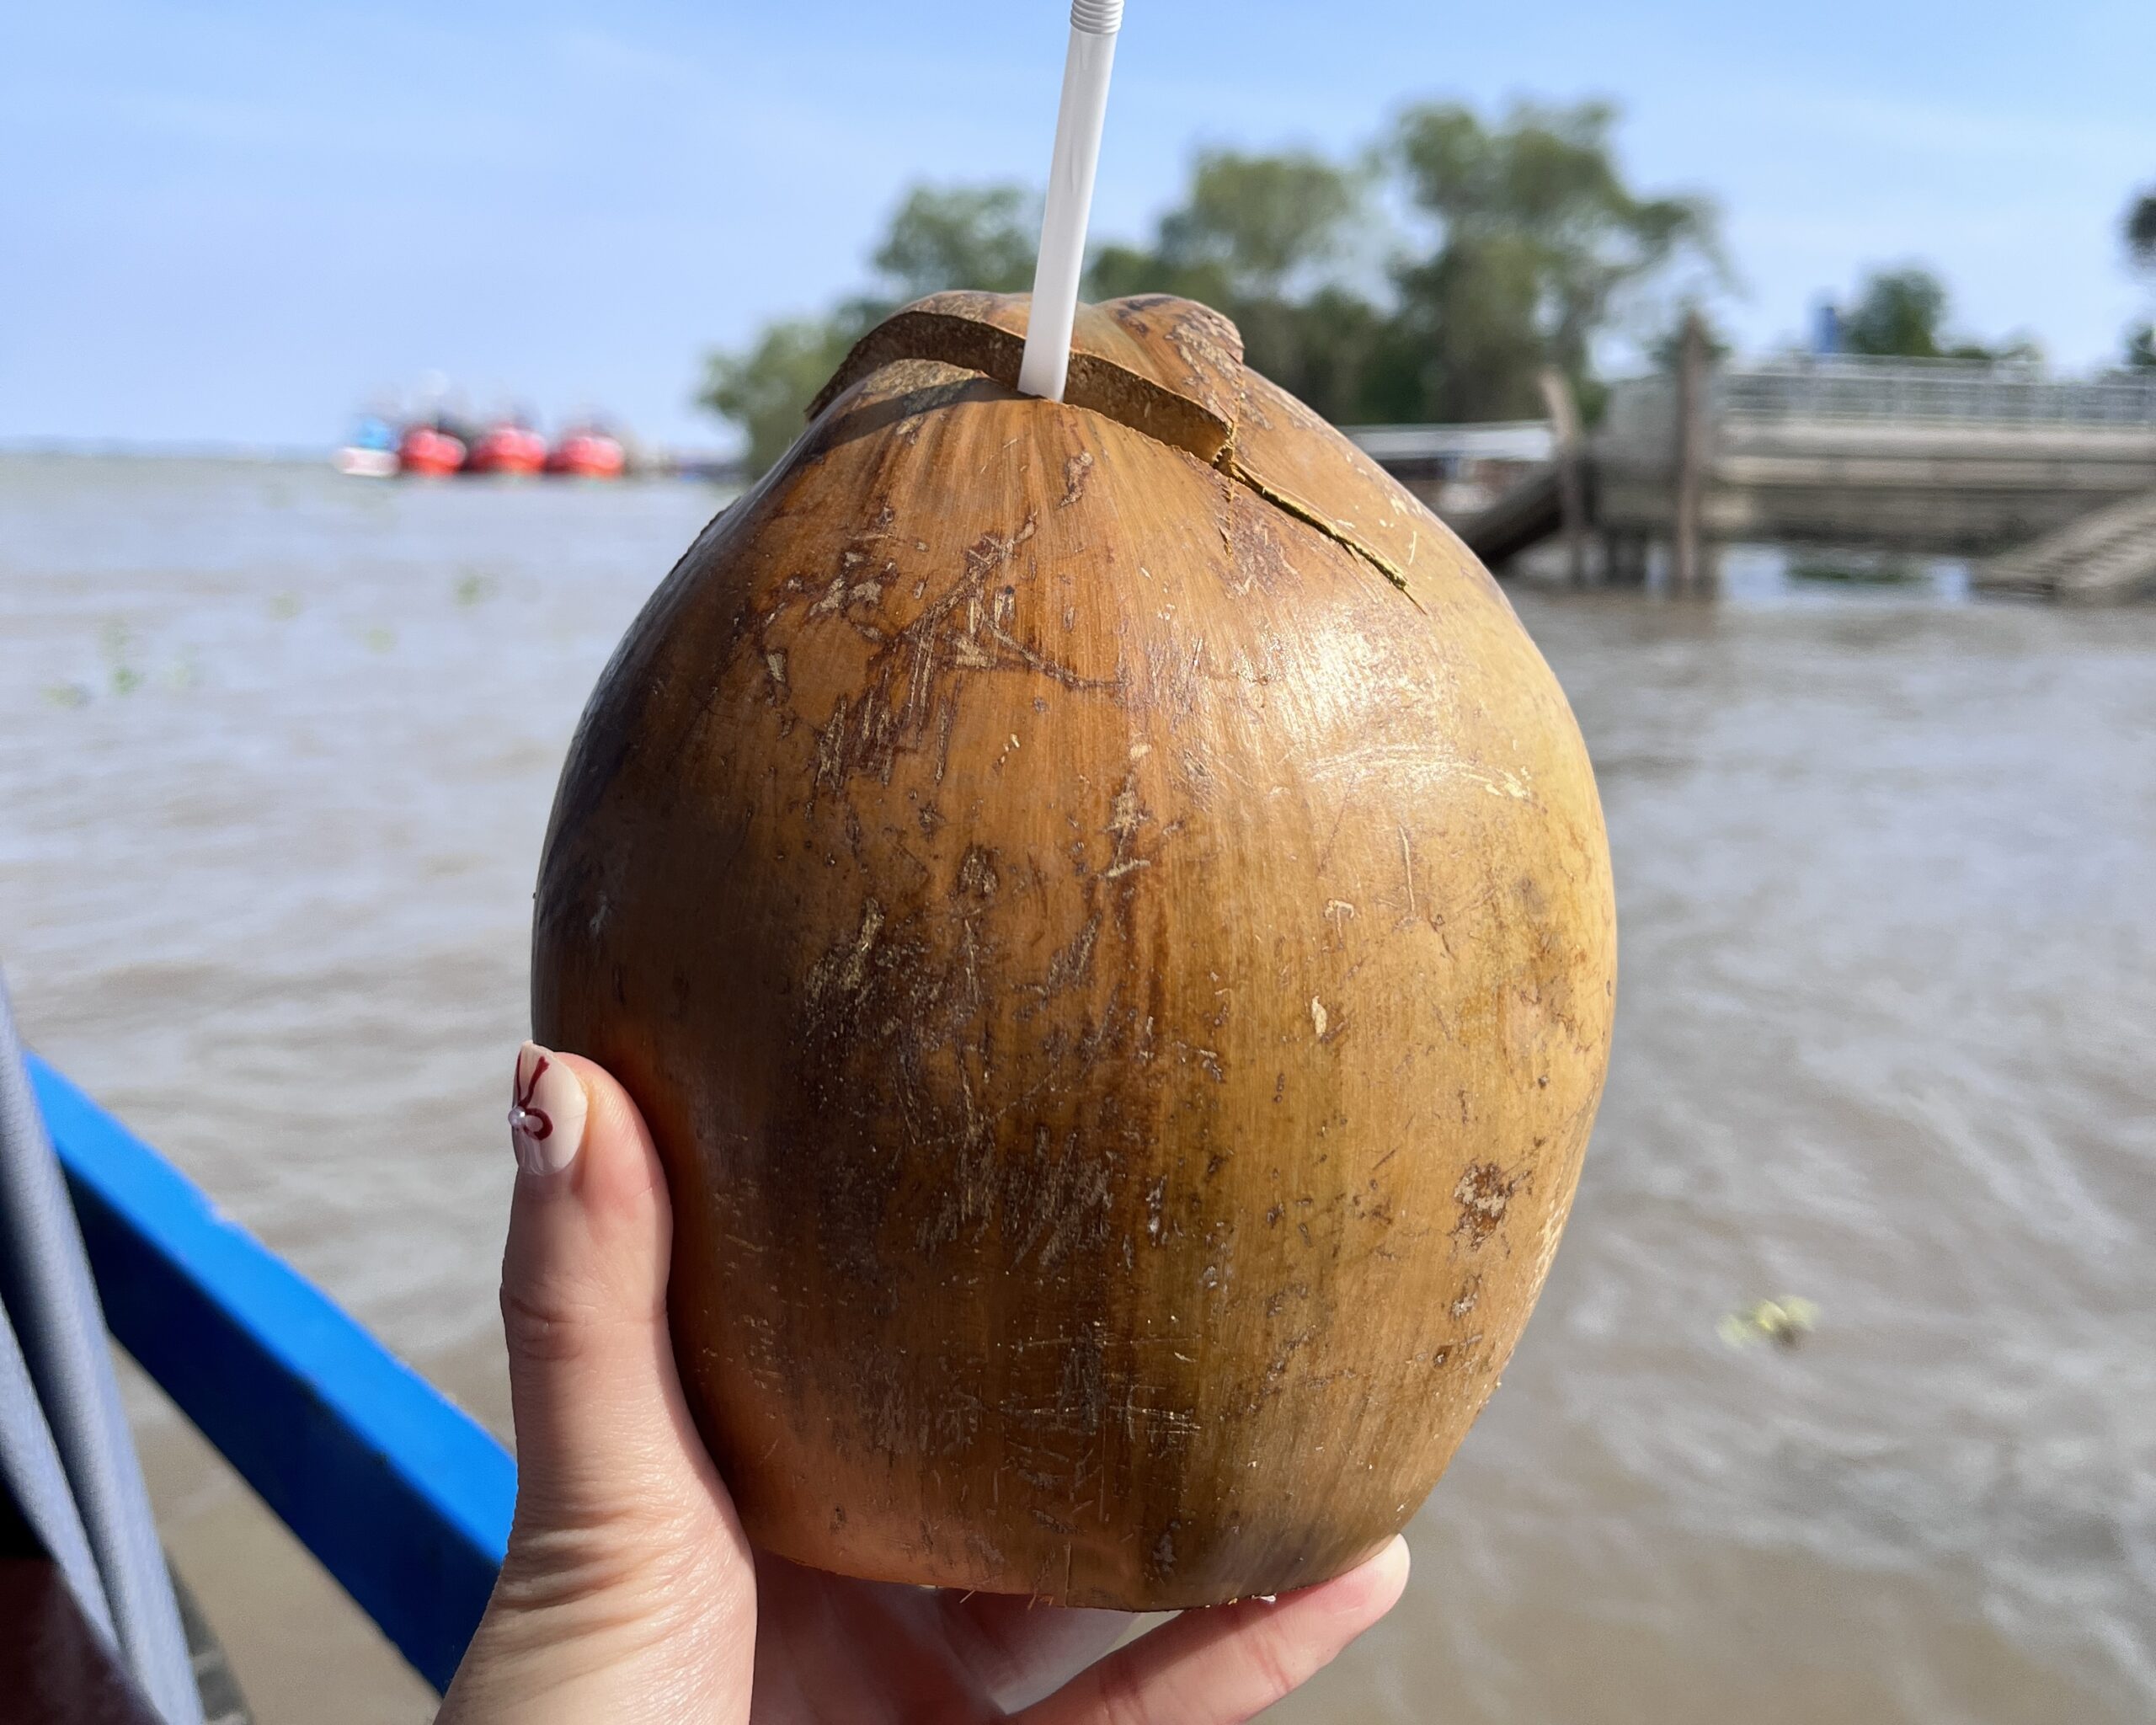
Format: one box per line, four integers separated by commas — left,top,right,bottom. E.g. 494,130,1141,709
510,1041,587,1177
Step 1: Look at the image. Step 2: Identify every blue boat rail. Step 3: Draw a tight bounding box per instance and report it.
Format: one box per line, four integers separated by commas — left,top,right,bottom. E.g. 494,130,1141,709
28,1056,515,1694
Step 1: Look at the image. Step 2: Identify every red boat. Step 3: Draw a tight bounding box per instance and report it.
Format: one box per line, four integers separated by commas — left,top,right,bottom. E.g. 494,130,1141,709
398,425,467,477
467,422,547,476
546,429,626,479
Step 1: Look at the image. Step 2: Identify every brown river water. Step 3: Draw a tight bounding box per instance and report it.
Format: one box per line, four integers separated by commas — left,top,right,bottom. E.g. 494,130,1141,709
3,454,2151,1723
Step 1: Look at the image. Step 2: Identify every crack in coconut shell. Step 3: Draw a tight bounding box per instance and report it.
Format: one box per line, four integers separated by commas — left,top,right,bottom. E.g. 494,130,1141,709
808,292,1456,597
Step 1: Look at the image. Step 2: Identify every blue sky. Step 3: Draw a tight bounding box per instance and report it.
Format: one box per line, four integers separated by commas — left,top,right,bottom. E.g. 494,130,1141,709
5,1,2153,450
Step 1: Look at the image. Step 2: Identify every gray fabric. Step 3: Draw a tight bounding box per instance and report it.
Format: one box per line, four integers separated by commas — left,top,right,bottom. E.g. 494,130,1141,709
0,975,204,1725
0,1291,119,1645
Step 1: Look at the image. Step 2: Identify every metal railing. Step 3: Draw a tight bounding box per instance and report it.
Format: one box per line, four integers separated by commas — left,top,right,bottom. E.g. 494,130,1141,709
1718,359,2156,426
1606,359,2156,435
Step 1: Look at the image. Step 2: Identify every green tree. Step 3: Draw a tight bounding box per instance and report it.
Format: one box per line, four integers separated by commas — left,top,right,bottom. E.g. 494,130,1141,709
2127,185,2156,368
2127,186,2156,270
870,184,1039,301
701,183,1037,473
1390,99,1721,420
1086,148,1364,305
1841,266,1951,357
1839,265,2036,362
1086,148,1386,421
700,318,862,478
1155,150,1362,300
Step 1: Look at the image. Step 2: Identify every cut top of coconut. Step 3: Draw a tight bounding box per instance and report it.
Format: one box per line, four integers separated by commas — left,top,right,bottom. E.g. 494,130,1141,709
806,291,1464,597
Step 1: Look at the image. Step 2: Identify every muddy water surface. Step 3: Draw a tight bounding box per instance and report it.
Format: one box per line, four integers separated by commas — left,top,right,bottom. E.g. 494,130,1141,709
3,456,2150,1723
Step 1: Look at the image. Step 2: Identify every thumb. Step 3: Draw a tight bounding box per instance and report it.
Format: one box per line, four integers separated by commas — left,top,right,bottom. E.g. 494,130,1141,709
498,1040,741,1557
441,1044,755,1725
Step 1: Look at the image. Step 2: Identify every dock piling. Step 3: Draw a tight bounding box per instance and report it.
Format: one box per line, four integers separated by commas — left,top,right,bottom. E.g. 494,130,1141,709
1538,367,1589,584
1672,312,1708,592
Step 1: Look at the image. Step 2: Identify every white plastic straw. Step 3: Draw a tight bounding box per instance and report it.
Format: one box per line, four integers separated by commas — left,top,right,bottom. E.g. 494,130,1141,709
1017,0,1125,402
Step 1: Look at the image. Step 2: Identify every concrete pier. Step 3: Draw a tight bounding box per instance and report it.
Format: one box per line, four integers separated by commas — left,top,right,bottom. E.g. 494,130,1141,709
1595,359,2156,556
1356,358,2156,593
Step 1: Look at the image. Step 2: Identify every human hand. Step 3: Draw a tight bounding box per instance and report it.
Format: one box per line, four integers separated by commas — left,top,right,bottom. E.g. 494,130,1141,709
438,1044,1409,1724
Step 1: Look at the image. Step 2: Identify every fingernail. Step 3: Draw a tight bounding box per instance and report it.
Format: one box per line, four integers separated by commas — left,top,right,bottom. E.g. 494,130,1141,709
1362,1535,1412,1598
509,1041,587,1178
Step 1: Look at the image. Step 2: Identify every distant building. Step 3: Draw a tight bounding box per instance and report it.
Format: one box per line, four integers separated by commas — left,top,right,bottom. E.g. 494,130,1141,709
1810,298,1843,358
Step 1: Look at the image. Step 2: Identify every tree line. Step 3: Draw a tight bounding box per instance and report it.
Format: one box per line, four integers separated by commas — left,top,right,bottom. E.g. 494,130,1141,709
1824,179,2155,370
704,100,1723,473
702,100,2156,475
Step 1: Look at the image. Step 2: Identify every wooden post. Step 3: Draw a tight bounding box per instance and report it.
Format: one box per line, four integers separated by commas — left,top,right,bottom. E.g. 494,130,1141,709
1672,311,1707,591
1537,367,1589,584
